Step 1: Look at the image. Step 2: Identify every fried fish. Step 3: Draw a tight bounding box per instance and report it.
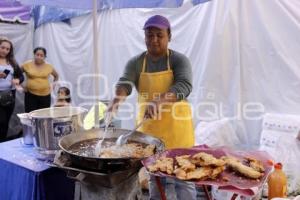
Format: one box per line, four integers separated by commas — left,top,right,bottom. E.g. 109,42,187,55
245,157,265,172
224,157,263,179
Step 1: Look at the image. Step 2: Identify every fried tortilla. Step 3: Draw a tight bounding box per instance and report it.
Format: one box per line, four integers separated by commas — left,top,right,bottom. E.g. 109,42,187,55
186,167,213,180
192,152,226,167
174,168,187,180
175,155,196,171
210,166,225,179
148,157,174,175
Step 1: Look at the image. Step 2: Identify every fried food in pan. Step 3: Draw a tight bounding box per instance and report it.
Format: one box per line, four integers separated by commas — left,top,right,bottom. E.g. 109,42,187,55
100,143,155,158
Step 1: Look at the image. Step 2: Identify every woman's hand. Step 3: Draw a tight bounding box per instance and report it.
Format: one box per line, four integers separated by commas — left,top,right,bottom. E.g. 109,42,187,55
106,98,121,116
105,86,129,121
12,78,24,92
51,81,59,91
144,99,162,119
12,78,20,85
144,92,178,119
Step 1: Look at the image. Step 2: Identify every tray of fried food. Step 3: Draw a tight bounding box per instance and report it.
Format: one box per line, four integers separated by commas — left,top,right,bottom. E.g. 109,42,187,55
147,152,226,181
145,151,266,180
143,146,273,194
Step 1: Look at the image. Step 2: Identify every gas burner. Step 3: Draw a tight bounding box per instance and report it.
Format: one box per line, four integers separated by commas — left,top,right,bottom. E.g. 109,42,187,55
51,150,140,188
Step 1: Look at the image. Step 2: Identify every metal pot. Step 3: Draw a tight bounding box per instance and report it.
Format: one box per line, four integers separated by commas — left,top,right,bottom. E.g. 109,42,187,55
17,113,34,145
58,128,165,173
30,106,87,155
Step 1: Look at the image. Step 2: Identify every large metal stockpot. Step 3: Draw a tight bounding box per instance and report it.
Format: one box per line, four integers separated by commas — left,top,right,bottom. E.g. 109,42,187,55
30,106,87,155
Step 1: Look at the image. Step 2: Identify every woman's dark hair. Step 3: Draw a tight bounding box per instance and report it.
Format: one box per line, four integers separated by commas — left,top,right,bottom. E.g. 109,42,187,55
0,38,20,71
33,47,47,57
58,87,71,103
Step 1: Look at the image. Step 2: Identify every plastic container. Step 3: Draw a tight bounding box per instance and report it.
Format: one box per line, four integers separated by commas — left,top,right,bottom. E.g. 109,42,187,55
268,163,287,200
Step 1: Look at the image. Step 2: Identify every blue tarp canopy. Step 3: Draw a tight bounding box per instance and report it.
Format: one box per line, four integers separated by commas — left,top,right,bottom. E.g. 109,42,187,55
19,0,184,10
0,0,31,23
1,0,210,27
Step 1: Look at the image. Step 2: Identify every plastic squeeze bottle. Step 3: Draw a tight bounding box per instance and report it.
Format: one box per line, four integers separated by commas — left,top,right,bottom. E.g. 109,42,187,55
268,162,287,200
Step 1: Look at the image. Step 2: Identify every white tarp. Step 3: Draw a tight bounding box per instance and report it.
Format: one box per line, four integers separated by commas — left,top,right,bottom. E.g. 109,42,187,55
260,113,300,194
0,21,33,137
1,0,300,146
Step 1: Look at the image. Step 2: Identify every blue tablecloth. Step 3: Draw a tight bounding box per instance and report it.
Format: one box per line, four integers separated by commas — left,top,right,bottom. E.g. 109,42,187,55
0,139,75,200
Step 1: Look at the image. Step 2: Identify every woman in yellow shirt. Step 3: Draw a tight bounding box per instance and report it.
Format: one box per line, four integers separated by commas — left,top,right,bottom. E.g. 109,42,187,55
22,47,59,112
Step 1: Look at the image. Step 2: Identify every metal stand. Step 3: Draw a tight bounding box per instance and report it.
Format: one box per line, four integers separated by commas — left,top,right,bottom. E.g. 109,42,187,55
155,176,167,200
74,173,140,200
230,193,238,200
202,185,212,200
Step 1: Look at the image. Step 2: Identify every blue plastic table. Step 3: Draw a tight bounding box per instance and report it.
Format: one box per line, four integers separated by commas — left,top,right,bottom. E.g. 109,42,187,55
0,139,75,200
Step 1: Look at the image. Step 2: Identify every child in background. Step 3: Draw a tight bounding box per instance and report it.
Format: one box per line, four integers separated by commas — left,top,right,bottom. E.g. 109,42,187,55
54,86,71,107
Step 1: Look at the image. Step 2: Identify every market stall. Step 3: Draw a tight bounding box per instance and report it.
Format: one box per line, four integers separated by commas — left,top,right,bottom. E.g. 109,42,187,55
1,0,300,200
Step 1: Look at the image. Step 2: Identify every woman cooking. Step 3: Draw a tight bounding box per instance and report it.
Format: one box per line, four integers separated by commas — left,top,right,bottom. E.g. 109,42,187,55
22,47,59,112
107,15,196,200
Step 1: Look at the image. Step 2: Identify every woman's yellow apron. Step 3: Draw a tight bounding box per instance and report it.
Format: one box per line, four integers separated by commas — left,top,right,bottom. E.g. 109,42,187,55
137,51,194,149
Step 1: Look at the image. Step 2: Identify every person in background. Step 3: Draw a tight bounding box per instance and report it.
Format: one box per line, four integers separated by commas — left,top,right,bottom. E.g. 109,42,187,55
22,47,59,112
107,15,196,200
54,86,71,107
0,37,24,142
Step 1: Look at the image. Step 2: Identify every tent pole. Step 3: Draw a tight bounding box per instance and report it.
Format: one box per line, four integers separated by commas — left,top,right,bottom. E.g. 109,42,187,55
93,0,99,128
